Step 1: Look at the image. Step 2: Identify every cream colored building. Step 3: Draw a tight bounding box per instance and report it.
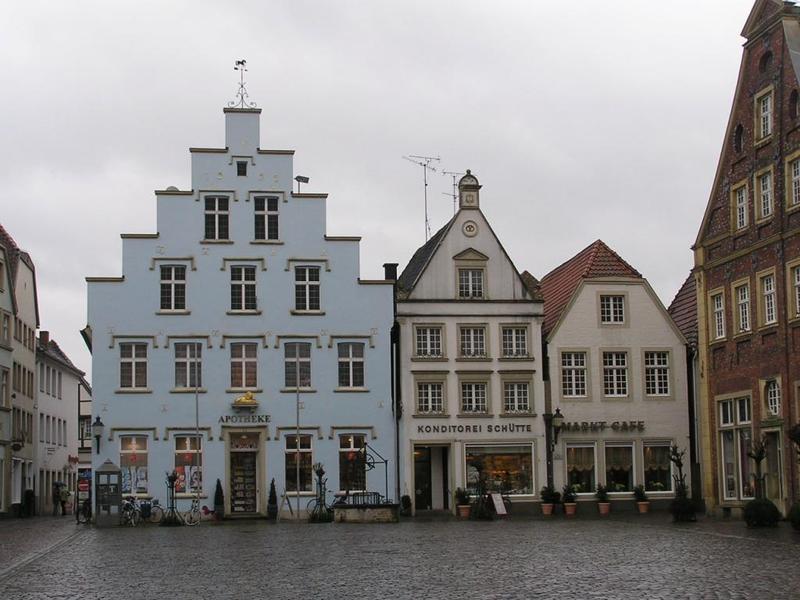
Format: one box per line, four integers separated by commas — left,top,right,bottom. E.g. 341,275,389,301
397,171,546,514
541,241,690,506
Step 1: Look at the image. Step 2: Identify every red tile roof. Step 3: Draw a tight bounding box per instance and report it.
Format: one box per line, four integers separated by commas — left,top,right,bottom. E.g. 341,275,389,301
539,240,642,337
668,272,697,347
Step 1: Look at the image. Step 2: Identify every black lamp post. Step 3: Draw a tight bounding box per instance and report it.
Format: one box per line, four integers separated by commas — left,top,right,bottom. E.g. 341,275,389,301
91,416,105,453
551,407,564,446
543,407,565,488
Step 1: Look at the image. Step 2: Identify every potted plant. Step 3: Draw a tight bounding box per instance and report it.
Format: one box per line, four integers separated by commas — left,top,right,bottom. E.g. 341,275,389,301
267,478,278,520
539,485,559,516
595,484,610,516
633,484,649,513
561,485,577,517
214,478,225,520
400,495,412,517
454,488,471,518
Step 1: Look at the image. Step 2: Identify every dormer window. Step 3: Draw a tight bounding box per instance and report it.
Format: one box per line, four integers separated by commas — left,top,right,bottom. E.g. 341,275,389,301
458,269,484,299
236,161,247,176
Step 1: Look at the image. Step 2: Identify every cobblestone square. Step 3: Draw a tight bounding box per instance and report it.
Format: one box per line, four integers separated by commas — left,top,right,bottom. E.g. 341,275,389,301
1,515,799,600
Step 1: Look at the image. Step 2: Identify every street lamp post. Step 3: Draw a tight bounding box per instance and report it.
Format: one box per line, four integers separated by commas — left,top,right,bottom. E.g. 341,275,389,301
295,349,301,520
194,347,201,511
543,408,564,488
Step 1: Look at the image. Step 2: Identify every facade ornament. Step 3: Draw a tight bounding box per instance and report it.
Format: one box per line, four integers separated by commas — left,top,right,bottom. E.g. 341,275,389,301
228,59,257,109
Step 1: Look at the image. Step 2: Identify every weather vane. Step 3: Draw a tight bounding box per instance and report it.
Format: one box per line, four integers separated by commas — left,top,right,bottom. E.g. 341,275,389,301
229,59,257,109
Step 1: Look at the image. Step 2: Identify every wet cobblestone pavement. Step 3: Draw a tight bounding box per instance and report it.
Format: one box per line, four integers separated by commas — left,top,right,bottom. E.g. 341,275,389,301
1,514,799,599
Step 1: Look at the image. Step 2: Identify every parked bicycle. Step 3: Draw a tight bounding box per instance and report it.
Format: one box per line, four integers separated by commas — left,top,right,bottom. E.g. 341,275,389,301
120,496,142,527
182,497,201,526
76,498,92,524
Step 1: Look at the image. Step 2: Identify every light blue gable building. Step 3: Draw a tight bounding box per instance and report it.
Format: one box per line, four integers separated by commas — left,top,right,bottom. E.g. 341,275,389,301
86,106,395,516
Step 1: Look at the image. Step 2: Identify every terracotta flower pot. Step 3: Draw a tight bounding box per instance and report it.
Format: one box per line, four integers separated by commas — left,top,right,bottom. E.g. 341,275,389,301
637,501,650,514
541,503,554,516
457,504,471,519
598,502,610,516
563,502,577,517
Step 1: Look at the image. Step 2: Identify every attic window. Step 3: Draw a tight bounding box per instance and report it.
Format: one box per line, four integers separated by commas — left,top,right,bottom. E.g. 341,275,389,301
759,51,773,73
791,90,799,119
734,124,744,153
237,161,247,176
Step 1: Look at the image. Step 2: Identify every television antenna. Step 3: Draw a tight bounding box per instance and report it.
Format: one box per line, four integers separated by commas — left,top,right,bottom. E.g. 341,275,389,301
441,170,465,215
402,154,440,240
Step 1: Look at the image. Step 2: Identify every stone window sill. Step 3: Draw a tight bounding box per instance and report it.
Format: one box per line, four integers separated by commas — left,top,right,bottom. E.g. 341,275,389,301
413,413,449,418
290,310,325,316
334,387,370,393
156,310,191,315
458,413,492,418
226,387,263,393
115,388,152,394
411,356,448,362
280,388,317,394
200,239,234,245
170,388,207,394
227,310,262,316
500,412,536,418
455,357,491,362
250,240,284,245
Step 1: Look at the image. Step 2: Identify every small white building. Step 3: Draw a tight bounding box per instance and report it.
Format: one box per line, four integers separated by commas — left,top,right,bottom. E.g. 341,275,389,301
85,104,395,516
397,171,546,514
540,240,690,506
36,332,84,514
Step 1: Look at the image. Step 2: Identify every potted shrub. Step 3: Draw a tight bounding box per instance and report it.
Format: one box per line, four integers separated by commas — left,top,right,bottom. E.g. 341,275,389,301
214,479,225,520
561,485,577,517
267,478,278,521
400,495,412,517
633,484,649,513
539,485,558,516
454,488,471,518
595,484,610,516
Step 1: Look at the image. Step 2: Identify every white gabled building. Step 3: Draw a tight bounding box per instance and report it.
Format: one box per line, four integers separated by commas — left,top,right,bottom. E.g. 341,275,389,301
540,240,690,507
85,104,395,517
396,171,546,514
0,241,14,515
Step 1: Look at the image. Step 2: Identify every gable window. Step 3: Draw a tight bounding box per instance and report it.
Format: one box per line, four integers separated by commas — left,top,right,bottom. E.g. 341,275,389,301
501,326,528,357
204,196,229,240
458,269,484,299
174,342,202,389
415,326,442,358
760,273,777,325
757,90,773,140
230,266,257,311
735,284,751,333
734,185,748,230
160,265,186,311
284,342,312,388
174,435,202,494
337,342,364,388
459,326,486,358
339,434,366,492
734,124,744,153
230,342,257,389
285,435,312,492
120,436,149,495
561,352,587,398
119,343,147,389
417,382,444,414
602,351,628,397
236,161,247,176
600,295,625,324
461,382,488,413
765,380,781,416
644,351,670,396
503,382,530,413
719,397,754,501
295,266,320,311
254,196,279,241
711,293,726,340
757,171,773,219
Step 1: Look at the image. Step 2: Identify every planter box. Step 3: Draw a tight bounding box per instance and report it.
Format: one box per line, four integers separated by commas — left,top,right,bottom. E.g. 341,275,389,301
456,504,471,519
563,502,577,517
598,502,610,516
540,503,554,516
334,504,399,523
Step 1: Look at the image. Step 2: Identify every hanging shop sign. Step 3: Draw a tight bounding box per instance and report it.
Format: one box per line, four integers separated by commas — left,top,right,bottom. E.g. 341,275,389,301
218,414,271,425
561,421,645,433
416,423,533,435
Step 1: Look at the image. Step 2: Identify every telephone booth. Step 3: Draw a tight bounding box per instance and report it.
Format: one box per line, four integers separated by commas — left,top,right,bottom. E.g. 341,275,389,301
94,459,122,527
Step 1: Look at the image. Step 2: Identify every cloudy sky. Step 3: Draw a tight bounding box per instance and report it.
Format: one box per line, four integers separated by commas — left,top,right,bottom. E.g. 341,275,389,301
1,0,754,377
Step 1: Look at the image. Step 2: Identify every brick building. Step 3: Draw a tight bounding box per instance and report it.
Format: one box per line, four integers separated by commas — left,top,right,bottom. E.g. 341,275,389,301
693,0,800,515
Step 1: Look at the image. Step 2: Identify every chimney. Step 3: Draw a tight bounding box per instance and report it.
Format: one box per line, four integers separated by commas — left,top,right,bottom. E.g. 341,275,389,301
383,263,398,281
40,330,49,346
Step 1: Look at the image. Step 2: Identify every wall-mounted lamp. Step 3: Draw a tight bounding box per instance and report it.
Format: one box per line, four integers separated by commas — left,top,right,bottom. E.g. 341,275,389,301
91,416,105,453
551,407,564,446
294,175,309,194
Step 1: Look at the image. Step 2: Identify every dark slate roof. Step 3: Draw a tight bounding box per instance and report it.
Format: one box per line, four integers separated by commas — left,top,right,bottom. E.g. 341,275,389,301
397,216,456,293
0,223,21,283
520,271,544,302
668,272,697,348
539,240,642,337
38,337,85,377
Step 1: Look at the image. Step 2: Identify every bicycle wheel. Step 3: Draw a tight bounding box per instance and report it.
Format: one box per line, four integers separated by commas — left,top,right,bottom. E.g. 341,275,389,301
149,505,165,524
131,508,142,527
182,508,200,526
77,502,90,524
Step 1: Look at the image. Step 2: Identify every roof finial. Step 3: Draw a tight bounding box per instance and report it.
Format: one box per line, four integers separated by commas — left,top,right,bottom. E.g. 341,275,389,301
229,59,257,109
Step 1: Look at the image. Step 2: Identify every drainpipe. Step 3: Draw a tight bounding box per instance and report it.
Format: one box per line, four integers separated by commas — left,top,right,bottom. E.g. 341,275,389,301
383,263,400,503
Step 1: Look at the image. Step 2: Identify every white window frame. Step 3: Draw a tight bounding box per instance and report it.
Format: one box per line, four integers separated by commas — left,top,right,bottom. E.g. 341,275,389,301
503,382,530,414
460,382,488,414
416,382,444,414
338,434,367,493
711,292,726,340
600,295,625,324
735,186,748,230
459,326,486,358
415,326,443,358
759,91,773,139
758,171,773,219
761,273,777,326
794,266,800,318
561,352,587,398
173,434,203,495
565,442,597,495
644,351,670,396
501,326,528,357
254,195,279,241
120,435,149,496
791,158,800,207
174,342,202,389
230,342,258,389
294,266,321,312
337,342,365,388
285,434,313,493
602,351,628,397
718,397,754,502
119,342,148,389
160,265,186,311
605,443,635,493
284,342,312,389
230,265,257,311
735,283,751,333
765,380,781,416
203,195,229,240
458,268,484,299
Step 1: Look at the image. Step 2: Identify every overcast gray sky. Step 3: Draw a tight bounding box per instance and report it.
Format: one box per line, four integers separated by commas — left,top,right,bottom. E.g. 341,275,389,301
1,0,753,378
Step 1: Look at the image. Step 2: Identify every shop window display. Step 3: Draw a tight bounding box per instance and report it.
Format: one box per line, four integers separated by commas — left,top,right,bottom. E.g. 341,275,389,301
120,436,148,495
465,445,533,496
285,434,312,492
566,444,595,493
643,444,672,492
605,445,633,492
174,435,202,494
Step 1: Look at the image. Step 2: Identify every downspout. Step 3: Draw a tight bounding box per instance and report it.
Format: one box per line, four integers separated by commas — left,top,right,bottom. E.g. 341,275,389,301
383,263,400,503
